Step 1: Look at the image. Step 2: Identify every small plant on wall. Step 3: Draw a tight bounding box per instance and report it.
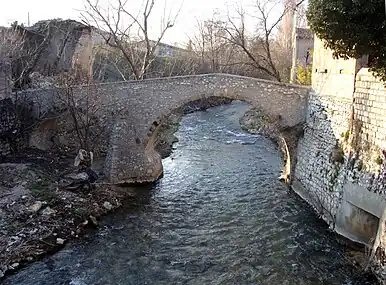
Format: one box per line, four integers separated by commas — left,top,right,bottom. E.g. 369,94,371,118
330,141,345,164
296,61,312,86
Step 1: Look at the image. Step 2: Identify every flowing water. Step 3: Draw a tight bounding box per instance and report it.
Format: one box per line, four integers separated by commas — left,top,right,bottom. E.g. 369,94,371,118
4,101,377,285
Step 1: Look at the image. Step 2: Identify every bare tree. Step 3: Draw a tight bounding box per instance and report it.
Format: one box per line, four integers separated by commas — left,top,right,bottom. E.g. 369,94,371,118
54,66,107,152
92,42,198,81
92,44,131,81
0,24,54,153
50,38,104,152
195,16,225,72
219,0,305,82
0,22,52,89
295,2,308,29
188,15,252,76
82,0,181,80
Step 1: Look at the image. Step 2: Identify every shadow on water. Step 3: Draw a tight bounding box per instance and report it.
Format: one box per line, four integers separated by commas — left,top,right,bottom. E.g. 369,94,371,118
3,101,378,285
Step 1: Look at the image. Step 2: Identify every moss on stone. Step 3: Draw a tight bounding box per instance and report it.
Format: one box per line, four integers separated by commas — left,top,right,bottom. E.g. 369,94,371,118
331,142,345,164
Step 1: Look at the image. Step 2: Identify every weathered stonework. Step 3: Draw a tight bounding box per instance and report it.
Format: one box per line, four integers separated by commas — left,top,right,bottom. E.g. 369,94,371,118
22,73,309,184
0,58,10,100
0,58,14,156
293,36,386,276
0,58,35,157
0,99,17,156
3,33,386,278
101,74,309,184
0,98,32,157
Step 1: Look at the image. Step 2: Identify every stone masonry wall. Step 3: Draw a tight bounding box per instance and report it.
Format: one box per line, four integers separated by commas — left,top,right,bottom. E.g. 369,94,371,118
0,98,24,157
0,60,10,100
293,35,358,224
293,36,386,250
294,89,353,224
21,73,309,183
24,73,309,127
0,58,15,156
354,70,386,155
101,74,309,184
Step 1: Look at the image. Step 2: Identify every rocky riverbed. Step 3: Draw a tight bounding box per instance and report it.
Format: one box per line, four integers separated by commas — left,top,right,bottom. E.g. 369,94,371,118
0,149,140,279
0,97,233,280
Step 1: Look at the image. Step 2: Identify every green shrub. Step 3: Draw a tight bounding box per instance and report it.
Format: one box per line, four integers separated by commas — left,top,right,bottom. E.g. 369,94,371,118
296,63,312,86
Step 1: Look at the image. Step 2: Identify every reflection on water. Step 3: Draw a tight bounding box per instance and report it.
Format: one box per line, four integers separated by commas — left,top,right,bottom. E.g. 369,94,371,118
4,101,377,285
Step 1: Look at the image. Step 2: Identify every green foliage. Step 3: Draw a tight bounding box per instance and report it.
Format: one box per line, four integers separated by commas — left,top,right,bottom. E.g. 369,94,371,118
307,0,386,81
296,62,312,86
376,155,384,165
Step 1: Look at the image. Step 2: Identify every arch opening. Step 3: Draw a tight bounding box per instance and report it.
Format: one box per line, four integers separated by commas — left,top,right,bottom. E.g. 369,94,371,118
142,96,300,186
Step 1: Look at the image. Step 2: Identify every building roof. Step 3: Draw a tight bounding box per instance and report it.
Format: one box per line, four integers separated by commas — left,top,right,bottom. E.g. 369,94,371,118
13,19,90,39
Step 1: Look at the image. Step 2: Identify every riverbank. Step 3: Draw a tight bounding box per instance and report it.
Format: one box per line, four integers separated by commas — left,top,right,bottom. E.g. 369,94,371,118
238,107,382,283
0,149,144,279
0,97,234,280
239,107,303,183
3,100,378,285
0,100,379,283
155,97,234,158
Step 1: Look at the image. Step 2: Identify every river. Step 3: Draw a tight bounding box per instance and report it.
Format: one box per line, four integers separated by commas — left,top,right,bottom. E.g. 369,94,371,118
4,101,377,285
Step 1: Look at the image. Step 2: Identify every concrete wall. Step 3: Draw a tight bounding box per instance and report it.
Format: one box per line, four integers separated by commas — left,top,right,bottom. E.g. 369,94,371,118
293,36,386,248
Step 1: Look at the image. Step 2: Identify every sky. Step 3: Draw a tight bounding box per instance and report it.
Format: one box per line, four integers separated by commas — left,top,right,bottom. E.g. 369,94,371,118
0,0,286,47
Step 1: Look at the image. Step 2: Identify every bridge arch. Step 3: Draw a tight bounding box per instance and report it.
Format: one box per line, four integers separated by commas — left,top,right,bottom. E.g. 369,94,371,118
102,74,309,184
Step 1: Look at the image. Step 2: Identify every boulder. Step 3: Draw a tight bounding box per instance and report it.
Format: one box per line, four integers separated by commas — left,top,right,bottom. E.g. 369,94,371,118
29,201,43,213
103,201,113,211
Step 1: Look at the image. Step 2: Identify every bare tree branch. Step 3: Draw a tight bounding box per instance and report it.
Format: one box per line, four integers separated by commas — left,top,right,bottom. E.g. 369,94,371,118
82,0,181,80
214,0,306,81
0,22,53,89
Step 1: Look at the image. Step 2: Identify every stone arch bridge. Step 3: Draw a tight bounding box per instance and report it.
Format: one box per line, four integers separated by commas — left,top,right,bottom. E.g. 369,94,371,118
26,74,310,184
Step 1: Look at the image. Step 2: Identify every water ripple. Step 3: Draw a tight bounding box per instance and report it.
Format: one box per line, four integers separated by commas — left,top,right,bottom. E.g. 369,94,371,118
3,101,377,285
